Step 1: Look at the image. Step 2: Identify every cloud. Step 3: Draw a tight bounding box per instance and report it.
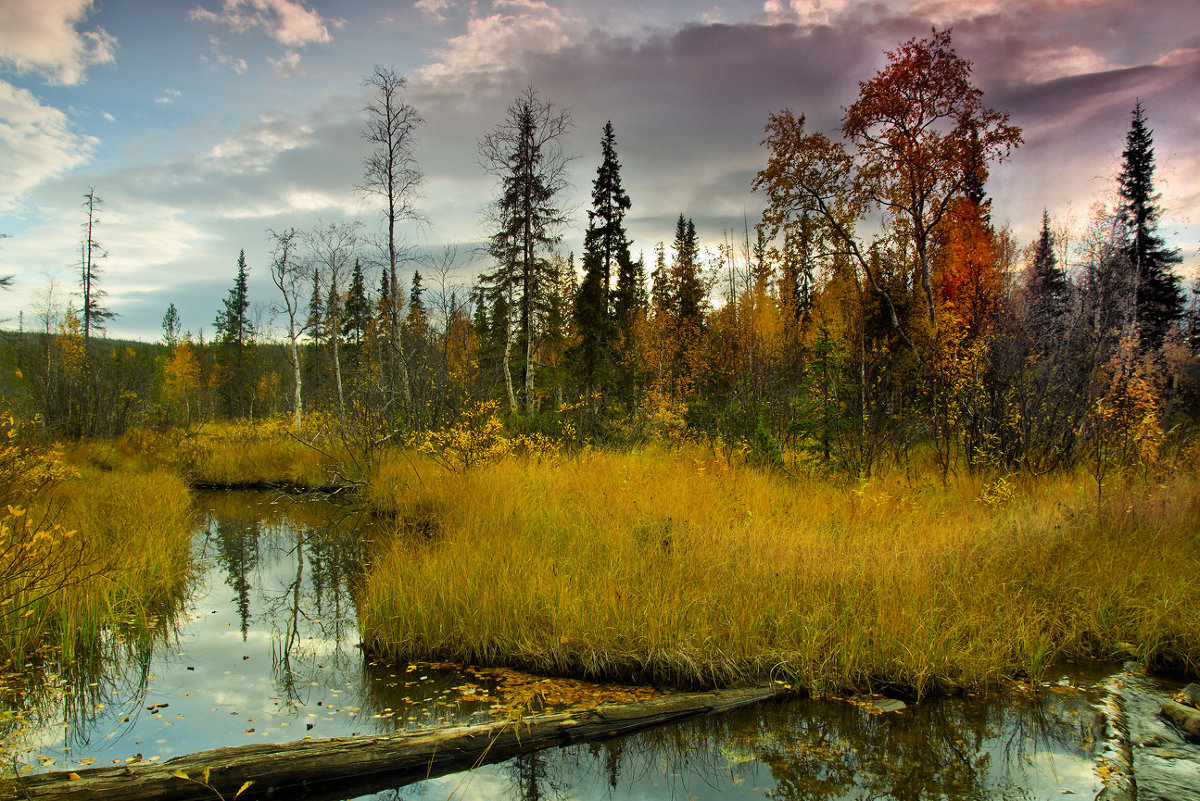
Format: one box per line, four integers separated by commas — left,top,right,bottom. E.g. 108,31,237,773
1155,48,1200,69
761,0,855,27
0,0,116,85
155,88,182,105
203,35,248,74
0,80,94,211
414,0,458,23
760,0,1111,28
269,51,303,77
188,0,343,48
1018,44,1126,84
417,0,583,89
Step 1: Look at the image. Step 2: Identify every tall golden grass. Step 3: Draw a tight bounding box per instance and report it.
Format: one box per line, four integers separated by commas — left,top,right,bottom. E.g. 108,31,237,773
111,420,336,488
358,447,1200,696
1,466,195,668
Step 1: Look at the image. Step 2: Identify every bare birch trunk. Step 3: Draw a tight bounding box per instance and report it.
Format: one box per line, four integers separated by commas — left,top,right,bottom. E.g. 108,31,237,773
289,337,303,427
502,313,517,413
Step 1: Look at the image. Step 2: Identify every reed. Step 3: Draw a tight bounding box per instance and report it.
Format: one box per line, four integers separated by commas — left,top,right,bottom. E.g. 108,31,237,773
358,447,1200,696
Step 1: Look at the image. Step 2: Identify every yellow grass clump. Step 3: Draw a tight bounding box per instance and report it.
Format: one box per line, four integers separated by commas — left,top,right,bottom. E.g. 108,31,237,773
112,418,339,489
358,446,1200,696
1,458,196,668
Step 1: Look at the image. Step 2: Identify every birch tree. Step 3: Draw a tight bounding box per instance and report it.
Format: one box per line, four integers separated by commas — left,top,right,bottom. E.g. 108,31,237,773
360,66,423,414
269,228,306,426
304,220,361,415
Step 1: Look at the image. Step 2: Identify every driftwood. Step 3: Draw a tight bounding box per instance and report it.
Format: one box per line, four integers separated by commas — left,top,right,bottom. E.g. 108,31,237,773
9,686,782,801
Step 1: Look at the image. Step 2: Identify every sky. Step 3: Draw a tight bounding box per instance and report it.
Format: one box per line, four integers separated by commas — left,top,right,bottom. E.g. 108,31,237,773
0,0,1197,342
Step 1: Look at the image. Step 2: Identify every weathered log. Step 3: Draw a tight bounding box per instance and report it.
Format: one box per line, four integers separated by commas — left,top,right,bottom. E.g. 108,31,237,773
1162,699,1200,741
8,686,782,801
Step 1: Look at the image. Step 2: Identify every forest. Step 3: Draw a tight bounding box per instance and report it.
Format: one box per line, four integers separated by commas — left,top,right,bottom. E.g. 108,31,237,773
1,29,1199,692
2,32,1198,481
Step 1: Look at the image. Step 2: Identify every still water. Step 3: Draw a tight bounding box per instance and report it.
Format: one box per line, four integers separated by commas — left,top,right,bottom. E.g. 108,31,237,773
1,491,1115,799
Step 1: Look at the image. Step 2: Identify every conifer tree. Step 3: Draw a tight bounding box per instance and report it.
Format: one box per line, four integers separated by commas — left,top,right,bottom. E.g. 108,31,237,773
673,215,703,328
162,303,182,347
79,188,115,341
572,121,634,392
478,85,572,413
1027,209,1070,322
1117,101,1183,349
343,259,371,346
407,270,426,324
405,270,429,365
306,267,324,343
650,242,671,319
213,249,254,416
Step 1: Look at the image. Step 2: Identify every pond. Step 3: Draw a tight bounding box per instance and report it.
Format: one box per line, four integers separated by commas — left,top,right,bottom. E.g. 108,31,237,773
1,490,1124,799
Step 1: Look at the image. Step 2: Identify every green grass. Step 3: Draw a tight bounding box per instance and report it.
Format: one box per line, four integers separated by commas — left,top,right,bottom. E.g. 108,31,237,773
357,446,1200,696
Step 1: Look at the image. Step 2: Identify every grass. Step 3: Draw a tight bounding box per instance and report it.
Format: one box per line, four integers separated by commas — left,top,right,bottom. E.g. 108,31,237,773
358,446,1200,697
76,420,341,489
0,463,196,669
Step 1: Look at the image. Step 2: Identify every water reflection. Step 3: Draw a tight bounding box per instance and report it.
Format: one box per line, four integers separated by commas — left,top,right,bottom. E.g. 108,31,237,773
1,491,392,773
386,679,1106,801
199,492,371,706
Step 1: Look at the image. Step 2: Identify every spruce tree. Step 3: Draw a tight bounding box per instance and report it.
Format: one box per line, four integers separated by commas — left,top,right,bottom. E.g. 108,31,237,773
407,270,426,324
650,242,671,319
589,121,634,317
673,215,703,328
343,259,370,346
162,303,182,347
213,249,253,416
478,85,572,413
571,249,614,391
1118,101,1183,349
214,250,251,347
572,121,634,392
79,187,115,341
306,268,324,342
1027,209,1070,322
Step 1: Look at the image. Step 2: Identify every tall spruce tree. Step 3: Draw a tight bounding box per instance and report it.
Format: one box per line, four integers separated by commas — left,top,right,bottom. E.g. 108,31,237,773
1118,101,1183,349
343,259,370,346
478,85,572,413
672,215,703,328
1027,209,1070,323
572,121,634,392
79,187,115,341
213,249,253,416
407,270,426,324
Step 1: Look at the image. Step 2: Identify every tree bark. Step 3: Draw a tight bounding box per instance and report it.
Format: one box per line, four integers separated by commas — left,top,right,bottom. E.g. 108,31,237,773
9,686,781,801
288,336,303,427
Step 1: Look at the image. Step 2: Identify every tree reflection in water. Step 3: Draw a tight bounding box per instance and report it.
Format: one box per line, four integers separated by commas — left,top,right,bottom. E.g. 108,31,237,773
397,681,1103,801
204,492,373,706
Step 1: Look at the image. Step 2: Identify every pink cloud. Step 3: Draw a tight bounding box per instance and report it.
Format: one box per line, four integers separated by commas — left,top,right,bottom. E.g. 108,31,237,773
188,0,343,48
0,0,116,85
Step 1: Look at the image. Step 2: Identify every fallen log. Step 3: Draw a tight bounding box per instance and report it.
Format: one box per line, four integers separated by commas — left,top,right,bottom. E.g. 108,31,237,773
9,685,782,801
